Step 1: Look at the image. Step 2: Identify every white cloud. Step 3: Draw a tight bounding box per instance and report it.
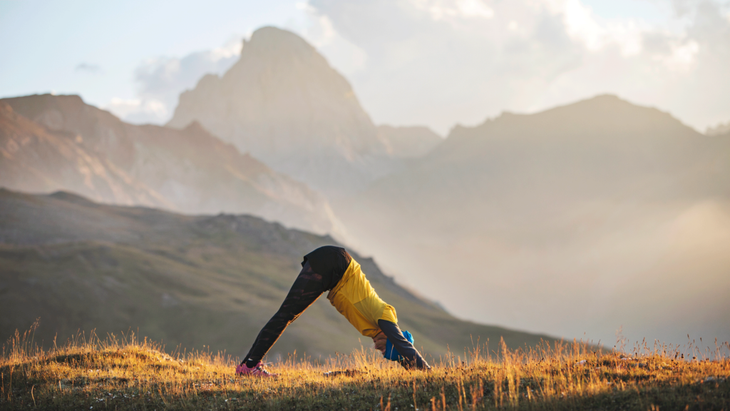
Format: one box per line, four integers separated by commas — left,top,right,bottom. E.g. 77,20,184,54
409,0,495,20
305,0,730,134
75,63,103,74
103,0,729,133
557,0,645,56
295,5,369,76
104,98,142,118
104,97,167,123
457,0,495,19
657,39,699,71
105,36,243,125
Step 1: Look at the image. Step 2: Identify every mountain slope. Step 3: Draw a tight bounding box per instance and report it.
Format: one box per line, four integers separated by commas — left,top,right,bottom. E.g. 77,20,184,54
376,125,443,158
1,94,344,237
0,188,558,360
0,102,169,208
167,27,398,197
338,94,730,347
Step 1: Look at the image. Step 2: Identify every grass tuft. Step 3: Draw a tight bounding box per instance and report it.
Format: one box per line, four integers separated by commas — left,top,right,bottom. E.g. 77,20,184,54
1,322,728,410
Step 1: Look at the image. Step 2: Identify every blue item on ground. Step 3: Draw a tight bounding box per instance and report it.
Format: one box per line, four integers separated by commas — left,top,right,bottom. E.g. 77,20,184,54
384,330,414,361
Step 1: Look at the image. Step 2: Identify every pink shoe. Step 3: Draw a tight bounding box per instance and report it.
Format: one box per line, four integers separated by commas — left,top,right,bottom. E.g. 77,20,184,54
235,362,277,377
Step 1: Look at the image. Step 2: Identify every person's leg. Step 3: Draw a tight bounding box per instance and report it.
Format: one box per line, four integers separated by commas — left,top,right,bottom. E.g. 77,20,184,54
242,261,326,367
377,319,431,370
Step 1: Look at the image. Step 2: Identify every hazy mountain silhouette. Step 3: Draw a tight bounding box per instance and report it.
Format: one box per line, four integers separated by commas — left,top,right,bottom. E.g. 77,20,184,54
1,94,344,237
377,125,443,158
339,94,730,347
0,101,169,208
167,27,399,197
707,121,730,136
0,188,558,358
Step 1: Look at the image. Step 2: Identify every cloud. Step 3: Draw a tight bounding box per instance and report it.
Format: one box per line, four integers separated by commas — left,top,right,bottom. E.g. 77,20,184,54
104,98,167,124
75,63,103,74
304,0,730,134
410,0,495,20
105,37,242,125
103,1,730,133
294,3,368,76
557,0,645,55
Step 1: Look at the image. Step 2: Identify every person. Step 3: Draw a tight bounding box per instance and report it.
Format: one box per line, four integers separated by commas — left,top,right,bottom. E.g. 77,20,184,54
236,245,431,376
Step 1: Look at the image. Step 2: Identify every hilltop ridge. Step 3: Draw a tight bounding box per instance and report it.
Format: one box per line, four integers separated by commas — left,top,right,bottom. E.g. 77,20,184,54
0,187,559,359
0,93,344,237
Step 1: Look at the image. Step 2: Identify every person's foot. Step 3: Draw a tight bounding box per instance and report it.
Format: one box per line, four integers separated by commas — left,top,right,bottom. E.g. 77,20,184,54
235,362,277,377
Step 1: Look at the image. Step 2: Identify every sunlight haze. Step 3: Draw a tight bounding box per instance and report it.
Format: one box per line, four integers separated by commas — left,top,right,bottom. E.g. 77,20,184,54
2,0,729,134
1,0,729,354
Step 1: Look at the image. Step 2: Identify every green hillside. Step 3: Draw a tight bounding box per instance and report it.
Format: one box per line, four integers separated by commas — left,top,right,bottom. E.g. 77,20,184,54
0,188,558,363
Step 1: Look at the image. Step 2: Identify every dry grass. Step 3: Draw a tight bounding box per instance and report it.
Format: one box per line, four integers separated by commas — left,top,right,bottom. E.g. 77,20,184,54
1,321,728,410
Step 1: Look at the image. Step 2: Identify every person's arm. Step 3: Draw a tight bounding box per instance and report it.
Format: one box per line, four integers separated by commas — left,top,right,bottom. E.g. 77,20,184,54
377,320,431,370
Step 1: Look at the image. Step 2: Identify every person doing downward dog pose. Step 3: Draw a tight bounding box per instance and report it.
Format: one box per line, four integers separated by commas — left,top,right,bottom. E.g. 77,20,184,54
236,246,431,376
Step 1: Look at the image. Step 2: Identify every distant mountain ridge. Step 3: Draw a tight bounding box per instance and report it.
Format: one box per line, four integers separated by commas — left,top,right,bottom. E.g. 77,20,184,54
168,27,399,197
0,94,344,237
339,94,730,346
0,101,169,208
376,125,443,158
0,188,559,358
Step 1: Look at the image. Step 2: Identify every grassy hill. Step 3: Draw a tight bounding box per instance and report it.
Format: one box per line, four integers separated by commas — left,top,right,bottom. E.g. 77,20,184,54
1,329,727,410
0,188,559,362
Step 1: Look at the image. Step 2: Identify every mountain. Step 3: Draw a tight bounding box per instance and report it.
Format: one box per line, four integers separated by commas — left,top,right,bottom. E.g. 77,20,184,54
338,94,730,347
706,121,730,136
0,188,558,360
377,125,443,158
167,27,398,197
0,101,169,208
1,94,344,237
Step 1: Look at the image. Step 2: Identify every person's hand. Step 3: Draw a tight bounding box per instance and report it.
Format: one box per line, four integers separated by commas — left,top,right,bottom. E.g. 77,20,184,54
372,331,387,355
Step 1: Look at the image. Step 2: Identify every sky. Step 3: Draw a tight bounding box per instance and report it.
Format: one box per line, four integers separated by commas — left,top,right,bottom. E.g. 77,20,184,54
1,0,729,135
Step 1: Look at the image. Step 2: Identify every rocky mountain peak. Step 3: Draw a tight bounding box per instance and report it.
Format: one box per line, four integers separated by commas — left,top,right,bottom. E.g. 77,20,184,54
244,26,322,63
168,26,396,197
